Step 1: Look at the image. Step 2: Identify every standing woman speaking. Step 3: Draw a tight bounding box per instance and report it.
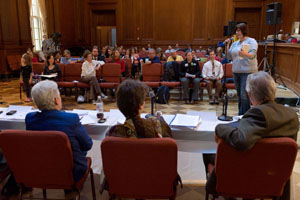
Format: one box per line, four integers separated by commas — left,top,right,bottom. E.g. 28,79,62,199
225,23,258,115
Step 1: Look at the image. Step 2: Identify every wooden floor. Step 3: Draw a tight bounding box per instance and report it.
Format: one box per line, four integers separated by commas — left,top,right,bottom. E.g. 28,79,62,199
0,78,300,200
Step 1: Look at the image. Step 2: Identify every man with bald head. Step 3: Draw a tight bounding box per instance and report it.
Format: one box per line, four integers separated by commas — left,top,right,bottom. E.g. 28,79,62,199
204,71,299,199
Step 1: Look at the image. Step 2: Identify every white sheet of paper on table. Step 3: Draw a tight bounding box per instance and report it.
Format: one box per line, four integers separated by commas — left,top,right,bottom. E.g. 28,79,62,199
186,111,217,122
171,114,200,127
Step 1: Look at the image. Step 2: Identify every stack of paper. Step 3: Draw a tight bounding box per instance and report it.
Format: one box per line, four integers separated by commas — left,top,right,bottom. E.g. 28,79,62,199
170,114,201,128
239,43,250,59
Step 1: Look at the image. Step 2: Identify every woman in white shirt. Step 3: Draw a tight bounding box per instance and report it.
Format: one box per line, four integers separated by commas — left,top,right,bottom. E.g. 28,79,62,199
81,50,107,101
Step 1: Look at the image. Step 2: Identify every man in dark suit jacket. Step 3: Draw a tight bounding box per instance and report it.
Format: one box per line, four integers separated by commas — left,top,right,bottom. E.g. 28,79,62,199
204,71,299,200
92,47,105,62
26,80,93,182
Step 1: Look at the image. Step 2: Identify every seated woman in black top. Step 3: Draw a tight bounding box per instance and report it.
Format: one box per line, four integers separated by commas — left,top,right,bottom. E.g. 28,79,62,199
42,54,62,81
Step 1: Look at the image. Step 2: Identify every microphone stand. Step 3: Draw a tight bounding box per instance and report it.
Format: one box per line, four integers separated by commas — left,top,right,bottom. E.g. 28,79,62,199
218,41,233,121
145,90,155,118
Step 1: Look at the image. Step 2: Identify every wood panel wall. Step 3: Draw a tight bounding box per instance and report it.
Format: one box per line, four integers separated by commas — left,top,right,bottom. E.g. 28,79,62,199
1,0,299,76
43,0,299,50
0,0,32,76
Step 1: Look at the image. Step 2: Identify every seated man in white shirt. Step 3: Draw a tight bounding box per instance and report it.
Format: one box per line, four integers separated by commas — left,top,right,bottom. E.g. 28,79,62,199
165,45,172,54
202,50,224,104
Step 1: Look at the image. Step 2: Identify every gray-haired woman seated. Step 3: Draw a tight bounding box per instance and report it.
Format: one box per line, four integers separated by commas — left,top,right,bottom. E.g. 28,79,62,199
107,79,172,138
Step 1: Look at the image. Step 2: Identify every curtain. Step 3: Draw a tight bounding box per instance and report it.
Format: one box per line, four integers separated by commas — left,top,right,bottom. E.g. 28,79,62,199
38,0,47,35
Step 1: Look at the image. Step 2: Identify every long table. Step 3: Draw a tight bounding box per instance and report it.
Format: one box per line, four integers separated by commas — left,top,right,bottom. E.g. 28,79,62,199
0,107,236,182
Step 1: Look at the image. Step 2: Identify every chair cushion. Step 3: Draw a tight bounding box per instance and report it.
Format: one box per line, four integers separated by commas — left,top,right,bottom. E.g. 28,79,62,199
100,82,117,88
160,82,181,88
57,82,76,88
77,82,90,88
144,82,160,87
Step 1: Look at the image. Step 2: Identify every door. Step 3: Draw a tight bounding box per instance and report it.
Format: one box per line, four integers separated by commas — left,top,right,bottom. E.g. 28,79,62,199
96,26,116,47
91,10,116,47
235,8,262,40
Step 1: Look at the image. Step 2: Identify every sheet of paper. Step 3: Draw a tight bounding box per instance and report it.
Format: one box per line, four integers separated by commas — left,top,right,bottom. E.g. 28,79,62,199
7,105,33,112
71,109,89,116
39,74,57,78
109,109,125,123
80,115,96,125
186,111,216,122
171,114,200,127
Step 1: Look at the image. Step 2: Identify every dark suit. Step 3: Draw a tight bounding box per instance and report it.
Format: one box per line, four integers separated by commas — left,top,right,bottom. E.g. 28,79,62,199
25,110,93,181
205,101,299,199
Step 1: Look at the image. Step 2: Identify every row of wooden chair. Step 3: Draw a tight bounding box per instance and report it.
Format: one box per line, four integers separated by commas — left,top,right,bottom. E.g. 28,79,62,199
20,62,122,99
21,61,234,101
0,130,297,200
7,55,22,71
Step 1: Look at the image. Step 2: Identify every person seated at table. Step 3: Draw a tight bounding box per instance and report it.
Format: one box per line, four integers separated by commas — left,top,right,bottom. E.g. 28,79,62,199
107,79,172,138
111,49,126,77
202,50,223,104
180,51,201,104
139,48,160,65
25,80,93,183
204,71,299,200
81,50,107,101
42,54,62,81
61,49,82,64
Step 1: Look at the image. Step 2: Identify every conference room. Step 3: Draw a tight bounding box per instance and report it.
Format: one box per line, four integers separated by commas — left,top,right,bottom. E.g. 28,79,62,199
0,0,300,199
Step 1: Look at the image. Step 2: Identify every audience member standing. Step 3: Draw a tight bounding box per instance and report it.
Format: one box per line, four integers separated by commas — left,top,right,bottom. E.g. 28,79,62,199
225,23,258,115
20,53,33,102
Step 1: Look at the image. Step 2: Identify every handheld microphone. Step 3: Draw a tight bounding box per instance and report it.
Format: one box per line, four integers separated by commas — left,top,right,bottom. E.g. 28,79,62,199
223,37,234,45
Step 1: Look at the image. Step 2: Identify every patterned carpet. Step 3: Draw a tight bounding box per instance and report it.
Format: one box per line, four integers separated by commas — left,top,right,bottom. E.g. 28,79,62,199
0,78,300,199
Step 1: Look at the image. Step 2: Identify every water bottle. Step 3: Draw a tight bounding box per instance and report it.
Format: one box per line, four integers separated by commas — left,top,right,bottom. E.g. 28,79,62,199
96,96,104,119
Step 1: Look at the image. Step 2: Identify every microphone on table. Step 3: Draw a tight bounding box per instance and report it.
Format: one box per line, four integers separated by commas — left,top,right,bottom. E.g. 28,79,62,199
145,90,156,119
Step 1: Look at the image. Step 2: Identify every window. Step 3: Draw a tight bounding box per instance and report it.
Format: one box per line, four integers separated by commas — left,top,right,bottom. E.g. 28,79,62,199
29,0,45,51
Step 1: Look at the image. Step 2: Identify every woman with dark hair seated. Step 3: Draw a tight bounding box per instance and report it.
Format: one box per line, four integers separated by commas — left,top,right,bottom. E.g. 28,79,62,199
42,54,62,81
107,79,172,138
111,49,126,77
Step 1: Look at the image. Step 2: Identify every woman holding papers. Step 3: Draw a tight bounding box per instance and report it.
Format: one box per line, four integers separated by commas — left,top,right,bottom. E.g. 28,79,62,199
42,54,61,81
81,50,107,102
225,23,258,115
106,79,172,138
